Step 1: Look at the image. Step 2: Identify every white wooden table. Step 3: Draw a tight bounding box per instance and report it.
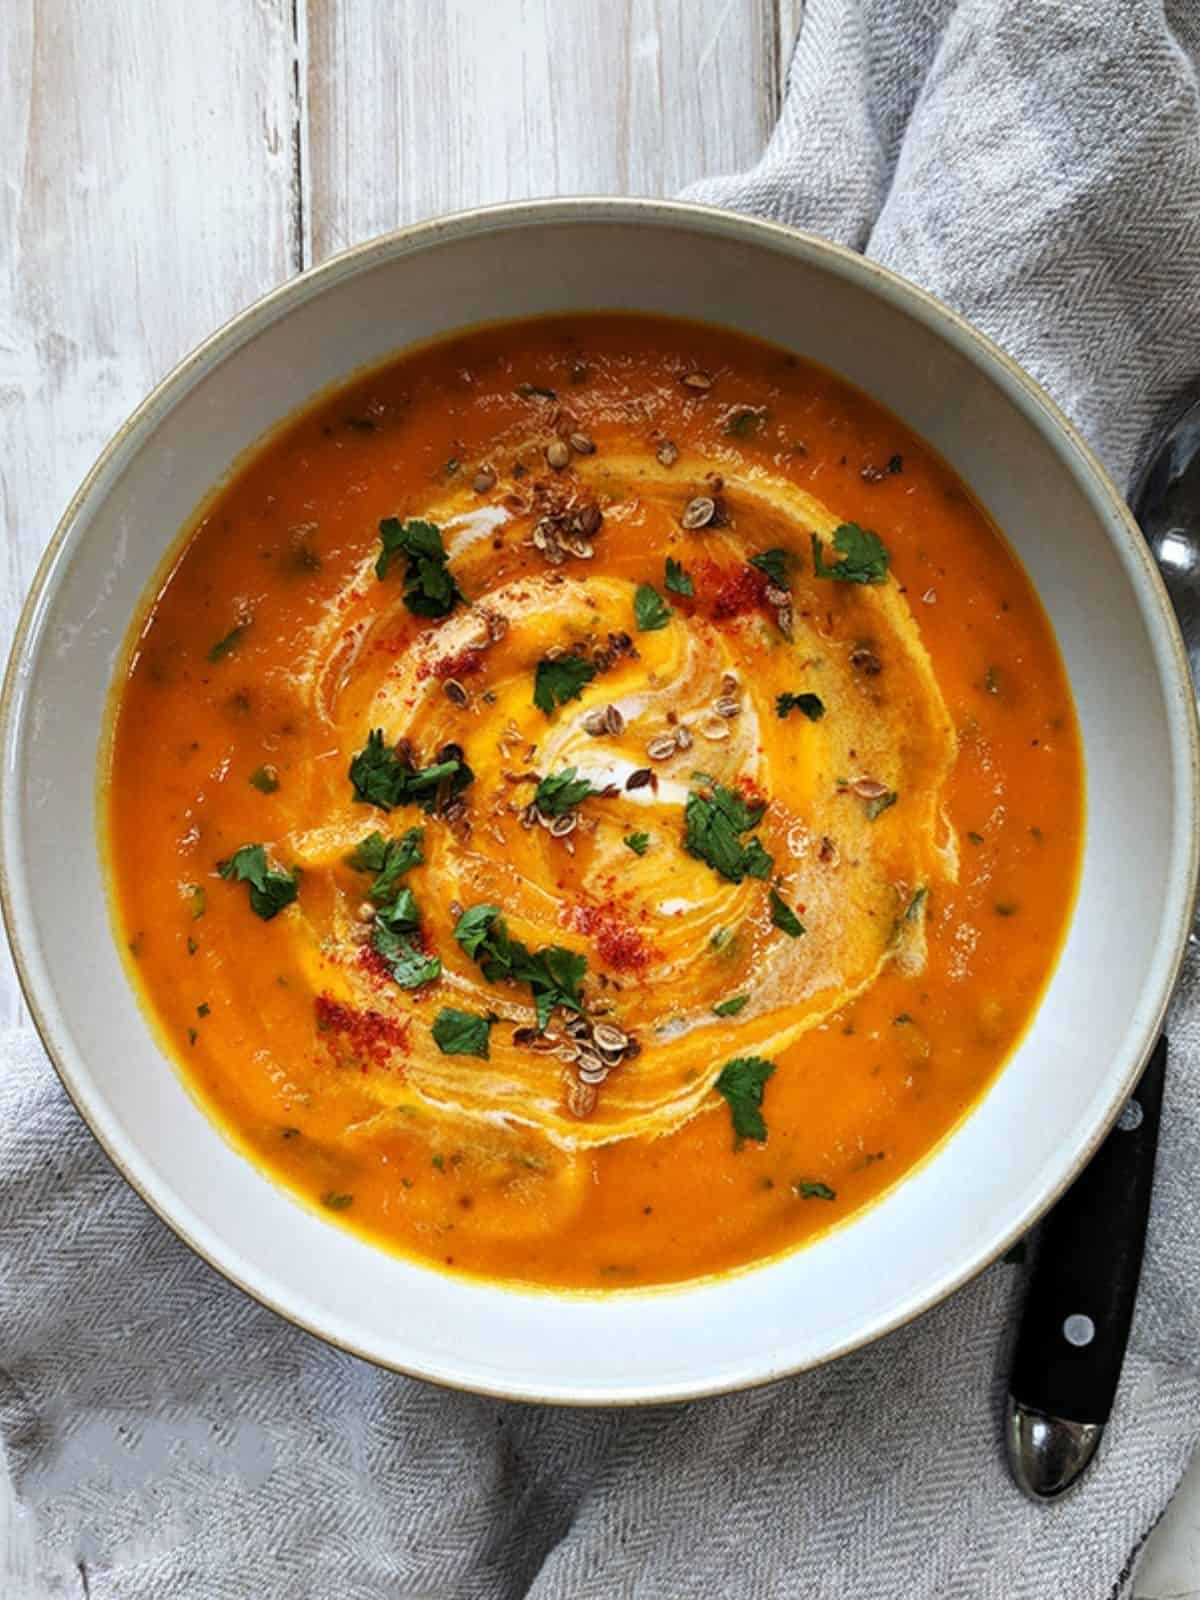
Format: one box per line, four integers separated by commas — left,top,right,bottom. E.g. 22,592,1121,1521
1,3,1196,1591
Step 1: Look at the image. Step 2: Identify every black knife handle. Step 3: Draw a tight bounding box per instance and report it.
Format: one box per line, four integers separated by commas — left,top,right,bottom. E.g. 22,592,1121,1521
1009,1035,1166,1425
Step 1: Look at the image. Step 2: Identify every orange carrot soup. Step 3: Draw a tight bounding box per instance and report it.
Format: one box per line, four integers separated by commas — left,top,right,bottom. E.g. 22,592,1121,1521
106,314,1083,1290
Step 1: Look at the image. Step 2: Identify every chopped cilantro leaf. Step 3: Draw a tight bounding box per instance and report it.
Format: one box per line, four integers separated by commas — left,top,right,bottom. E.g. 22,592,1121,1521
769,889,805,938
432,1007,495,1059
454,905,586,1030
348,729,473,812
321,1191,353,1211
624,832,651,856
715,1056,776,1142
207,623,248,663
863,789,898,821
811,523,890,585
370,916,441,989
712,994,749,1017
776,692,825,721
634,583,671,632
748,548,791,590
534,767,595,816
375,517,464,618
684,778,772,884
905,886,928,922
347,827,424,902
795,1180,836,1201
217,845,298,920
533,654,596,717
664,557,694,597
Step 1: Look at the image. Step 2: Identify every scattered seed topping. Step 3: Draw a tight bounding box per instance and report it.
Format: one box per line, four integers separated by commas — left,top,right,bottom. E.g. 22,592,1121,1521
713,696,741,720
472,466,497,494
443,678,470,708
646,733,679,762
850,776,891,800
681,370,714,391
569,432,596,456
657,439,680,468
850,647,883,676
681,495,716,531
546,439,570,471
625,767,654,791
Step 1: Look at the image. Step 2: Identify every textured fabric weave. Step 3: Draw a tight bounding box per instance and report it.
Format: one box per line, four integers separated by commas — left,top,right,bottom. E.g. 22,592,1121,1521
6,2,1200,1594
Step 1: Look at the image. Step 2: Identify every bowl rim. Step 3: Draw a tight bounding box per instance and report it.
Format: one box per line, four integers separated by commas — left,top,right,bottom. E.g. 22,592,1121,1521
3,195,1197,1404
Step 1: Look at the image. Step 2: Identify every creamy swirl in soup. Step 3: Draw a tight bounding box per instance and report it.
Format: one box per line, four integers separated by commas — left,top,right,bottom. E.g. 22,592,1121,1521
107,315,1083,1289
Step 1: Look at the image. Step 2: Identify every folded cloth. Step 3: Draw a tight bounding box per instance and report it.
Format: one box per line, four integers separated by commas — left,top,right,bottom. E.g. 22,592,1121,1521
5,3,1200,1595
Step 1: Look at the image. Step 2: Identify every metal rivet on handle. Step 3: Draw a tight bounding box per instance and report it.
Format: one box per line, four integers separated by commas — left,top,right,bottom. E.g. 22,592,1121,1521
1062,1314,1095,1348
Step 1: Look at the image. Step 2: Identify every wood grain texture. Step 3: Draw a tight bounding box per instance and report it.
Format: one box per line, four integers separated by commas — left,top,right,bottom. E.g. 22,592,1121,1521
304,0,780,262
0,0,300,1026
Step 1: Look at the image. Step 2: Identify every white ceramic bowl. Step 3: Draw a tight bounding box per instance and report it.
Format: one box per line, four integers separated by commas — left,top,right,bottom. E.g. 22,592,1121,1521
3,199,1197,1403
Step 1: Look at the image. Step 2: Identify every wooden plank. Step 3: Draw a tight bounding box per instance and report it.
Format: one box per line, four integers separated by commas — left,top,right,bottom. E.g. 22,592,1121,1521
304,0,782,262
0,0,301,1026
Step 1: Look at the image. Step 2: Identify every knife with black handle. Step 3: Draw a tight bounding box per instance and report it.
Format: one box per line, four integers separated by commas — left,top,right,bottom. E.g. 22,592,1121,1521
1005,1035,1166,1499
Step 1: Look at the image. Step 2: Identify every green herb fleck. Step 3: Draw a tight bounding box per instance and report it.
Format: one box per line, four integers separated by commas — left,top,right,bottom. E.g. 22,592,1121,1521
217,844,298,920
375,517,463,618
624,832,651,856
321,1191,354,1211
794,1180,836,1201
967,830,985,846
197,1002,210,1018
995,901,1019,917
712,994,749,1017
863,789,898,821
664,556,694,597
187,1027,198,1046
634,583,671,632
249,764,280,794
776,692,825,721
347,827,425,902
432,1007,495,1059
188,885,207,920
723,406,767,439
748,548,791,590
348,729,473,812
685,777,773,885
769,889,805,938
533,654,596,717
207,623,248,663
715,1056,776,1142
533,767,595,817
811,523,890,585
432,1154,445,1171
905,887,928,922
454,905,586,1031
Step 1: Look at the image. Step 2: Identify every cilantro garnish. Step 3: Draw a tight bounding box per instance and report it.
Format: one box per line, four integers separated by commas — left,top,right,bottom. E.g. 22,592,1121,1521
863,789,898,821
454,905,586,1031
321,1191,353,1211
769,889,805,938
712,993,749,1017
684,776,774,885
347,827,424,902
348,730,473,812
248,764,280,793
811,524,890,585
375,517,464,618
776,692,825,721
370,915,441,989
795,1180,836,1201
534,767,595,817
634,583,671,632
715,1056,776,1142
432,1007,495,1059
748,548,791,590
217,844,298,921
207,623,248,663
624,832,651,856
533,654,596,717
664,557,694,598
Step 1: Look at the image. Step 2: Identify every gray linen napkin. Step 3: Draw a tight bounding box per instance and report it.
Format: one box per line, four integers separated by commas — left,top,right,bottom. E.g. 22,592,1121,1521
5,2,1200,1595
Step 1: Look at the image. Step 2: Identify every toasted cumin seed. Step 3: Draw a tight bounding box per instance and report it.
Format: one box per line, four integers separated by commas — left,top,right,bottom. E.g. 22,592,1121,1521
656,439,680,467
567,1080,598,1118
583,708,609,736
591,1022,628,1055
699,714,731,742
549,812,578,837
578,1064,610,1086
569,432,596,456
443,678,469,707
674,725,693,751
850,647,883,676
472,466,497,493
646,733,679,761
561,533,595,559
546,439,570,470
604,703,625,736
681,495,716,531
579,502,604,536
713,696,741,719
850,776,890,800
721,671,739,693
682,370,714,391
